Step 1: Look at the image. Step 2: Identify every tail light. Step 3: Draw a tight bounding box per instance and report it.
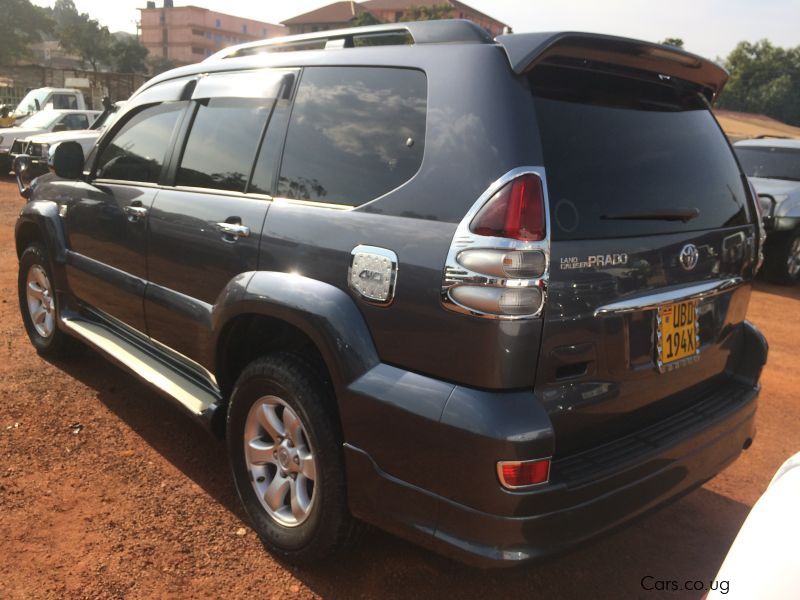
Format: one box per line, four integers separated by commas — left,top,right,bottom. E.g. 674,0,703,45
470,173,546,241
442,168,549,319
497,458,551,488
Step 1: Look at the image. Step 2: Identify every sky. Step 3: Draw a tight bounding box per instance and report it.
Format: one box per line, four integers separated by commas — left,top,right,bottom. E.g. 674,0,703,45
30,0,800,60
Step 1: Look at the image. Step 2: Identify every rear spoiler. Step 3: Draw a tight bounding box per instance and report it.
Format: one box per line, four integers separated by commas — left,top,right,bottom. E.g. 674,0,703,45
495,32,729,101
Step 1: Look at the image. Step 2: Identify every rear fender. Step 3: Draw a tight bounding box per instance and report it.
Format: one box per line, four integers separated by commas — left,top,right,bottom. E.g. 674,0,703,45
212,271,380,393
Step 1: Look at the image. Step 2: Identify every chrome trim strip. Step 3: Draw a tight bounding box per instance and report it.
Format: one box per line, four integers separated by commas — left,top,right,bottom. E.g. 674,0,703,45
593,277,744,317
271,196,352,211
441,166,551,320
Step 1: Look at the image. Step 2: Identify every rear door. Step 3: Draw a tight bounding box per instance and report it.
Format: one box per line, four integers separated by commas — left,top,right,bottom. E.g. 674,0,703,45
529,64,759,455
144,69,296,367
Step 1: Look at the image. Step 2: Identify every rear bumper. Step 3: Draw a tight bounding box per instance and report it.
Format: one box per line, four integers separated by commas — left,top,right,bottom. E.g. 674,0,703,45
343,321,766,567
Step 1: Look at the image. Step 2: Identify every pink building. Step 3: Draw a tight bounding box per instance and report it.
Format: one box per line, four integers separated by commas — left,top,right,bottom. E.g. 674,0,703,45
282,0,509,37
139,3,286,66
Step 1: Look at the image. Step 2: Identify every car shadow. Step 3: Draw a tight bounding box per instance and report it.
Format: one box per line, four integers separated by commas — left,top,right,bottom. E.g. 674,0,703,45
753,278,800,300
45,349,752,599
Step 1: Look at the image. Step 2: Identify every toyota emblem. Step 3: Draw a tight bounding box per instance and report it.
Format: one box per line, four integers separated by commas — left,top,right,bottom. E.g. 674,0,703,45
679,244,699,271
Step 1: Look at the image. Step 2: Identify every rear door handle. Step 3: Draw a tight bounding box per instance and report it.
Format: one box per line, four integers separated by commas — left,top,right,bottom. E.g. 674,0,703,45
216,222,250,241
123,204,148,222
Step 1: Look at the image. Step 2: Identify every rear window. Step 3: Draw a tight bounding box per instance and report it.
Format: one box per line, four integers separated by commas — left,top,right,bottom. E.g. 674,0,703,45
735,146,800,182
531,66,749,240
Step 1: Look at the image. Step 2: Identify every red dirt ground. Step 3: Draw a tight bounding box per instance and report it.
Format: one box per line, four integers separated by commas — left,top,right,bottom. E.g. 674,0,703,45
0,178,798,599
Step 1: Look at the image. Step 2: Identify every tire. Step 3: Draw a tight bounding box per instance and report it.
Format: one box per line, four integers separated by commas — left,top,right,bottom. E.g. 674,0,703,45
227,353,359,563
762,230,800,285
18,243,75,357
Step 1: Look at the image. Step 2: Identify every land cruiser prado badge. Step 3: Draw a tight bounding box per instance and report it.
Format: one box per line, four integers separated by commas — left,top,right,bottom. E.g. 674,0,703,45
349,245,398,305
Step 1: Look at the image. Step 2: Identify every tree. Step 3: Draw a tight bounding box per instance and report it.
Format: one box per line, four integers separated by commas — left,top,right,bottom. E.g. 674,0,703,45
350,11,382,27
717,40,800,126
399,4,454,21
52,0,112,72
0,0,54,66
111,36,148,74
660,37,684,49
147,55,176,76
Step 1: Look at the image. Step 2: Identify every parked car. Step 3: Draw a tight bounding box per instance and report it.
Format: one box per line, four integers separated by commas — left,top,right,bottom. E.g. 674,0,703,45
0,109,101,174
14,21,768,567
734,138,800,284
11,101,124,177
9,87,88,123
707,451,800,599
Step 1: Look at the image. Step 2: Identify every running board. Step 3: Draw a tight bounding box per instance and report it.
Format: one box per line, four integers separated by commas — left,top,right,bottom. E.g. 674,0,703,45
61,316,220,426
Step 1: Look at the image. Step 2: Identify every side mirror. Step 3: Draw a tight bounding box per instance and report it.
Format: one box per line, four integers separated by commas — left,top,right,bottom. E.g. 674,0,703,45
52,123,67,132
49,141,85,179
14,155,32,199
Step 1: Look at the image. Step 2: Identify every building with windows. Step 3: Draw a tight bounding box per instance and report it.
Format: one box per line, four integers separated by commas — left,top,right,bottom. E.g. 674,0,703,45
282,0,509,37
139,3,285,66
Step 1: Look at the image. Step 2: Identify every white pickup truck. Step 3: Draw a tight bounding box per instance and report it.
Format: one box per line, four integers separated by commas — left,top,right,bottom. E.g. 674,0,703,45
11,101,124,176
0,109,100,174
9,87,88,123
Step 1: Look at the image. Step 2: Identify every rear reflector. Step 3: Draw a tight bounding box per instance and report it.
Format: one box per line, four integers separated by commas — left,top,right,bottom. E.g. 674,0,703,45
497,458,551,489
470,173,546,241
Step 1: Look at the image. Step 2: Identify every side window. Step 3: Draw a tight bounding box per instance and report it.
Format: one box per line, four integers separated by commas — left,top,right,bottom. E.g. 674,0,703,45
277,67,427,206
53,94,78,109
94,102,184,183
176,97,273,192
60,114,89,130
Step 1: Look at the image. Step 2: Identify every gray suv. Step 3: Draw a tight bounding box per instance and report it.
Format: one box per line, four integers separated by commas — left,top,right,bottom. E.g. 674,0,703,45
14,21,768,566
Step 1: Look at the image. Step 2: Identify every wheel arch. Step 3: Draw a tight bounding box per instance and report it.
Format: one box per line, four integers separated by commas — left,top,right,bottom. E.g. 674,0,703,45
211,271,381,434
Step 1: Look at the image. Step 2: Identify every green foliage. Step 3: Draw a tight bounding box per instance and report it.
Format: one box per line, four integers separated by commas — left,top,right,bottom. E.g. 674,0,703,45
147,55,176,76
50,0,112,72
0,0,54,66
111,36,148,74
350,11,383,27
399,4,454,21
717,40,800,126
660,37,684,49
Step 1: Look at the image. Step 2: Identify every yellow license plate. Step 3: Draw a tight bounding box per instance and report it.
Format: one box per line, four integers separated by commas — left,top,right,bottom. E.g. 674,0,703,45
658,299,699,367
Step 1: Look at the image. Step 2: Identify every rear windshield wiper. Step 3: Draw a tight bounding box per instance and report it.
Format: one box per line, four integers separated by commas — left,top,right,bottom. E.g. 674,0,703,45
601,208,700,223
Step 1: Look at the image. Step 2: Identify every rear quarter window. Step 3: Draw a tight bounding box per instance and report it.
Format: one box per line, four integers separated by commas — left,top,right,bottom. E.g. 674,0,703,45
277,66,426,206
531,66,749,240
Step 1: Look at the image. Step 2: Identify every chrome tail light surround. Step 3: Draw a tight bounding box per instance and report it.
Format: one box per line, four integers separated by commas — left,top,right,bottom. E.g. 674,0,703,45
441,166,551,320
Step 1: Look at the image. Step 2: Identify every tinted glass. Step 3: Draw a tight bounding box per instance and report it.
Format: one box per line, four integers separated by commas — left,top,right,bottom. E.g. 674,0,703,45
249,96,290,195
735,146,800,181
53,94,77,109
60,114,89,130
278,67,426,206
531,67,749,240
176,98,272,192
95,102,184,183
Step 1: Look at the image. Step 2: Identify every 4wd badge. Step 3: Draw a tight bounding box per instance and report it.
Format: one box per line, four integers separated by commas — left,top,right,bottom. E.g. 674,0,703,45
348,245,398,305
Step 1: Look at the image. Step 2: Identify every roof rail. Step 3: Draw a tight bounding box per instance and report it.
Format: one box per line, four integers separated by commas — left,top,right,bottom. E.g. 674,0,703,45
204,19,493,62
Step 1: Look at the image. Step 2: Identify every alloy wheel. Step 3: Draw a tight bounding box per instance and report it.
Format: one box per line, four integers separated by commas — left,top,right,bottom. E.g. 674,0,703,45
26,264,55,338
243,395,317,527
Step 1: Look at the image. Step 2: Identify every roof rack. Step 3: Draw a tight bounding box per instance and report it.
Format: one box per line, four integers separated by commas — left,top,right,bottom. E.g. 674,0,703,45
205,19,493,61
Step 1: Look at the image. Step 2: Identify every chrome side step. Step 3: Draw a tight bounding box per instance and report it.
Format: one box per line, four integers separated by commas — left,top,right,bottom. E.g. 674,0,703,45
61,316,220,425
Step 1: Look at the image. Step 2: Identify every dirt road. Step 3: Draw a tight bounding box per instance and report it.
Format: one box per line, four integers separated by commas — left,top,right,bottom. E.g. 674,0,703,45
1,178,798,599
